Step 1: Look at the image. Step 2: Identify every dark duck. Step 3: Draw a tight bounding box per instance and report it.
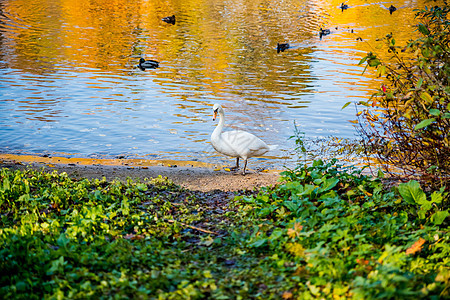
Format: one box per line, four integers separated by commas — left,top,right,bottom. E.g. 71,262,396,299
138,58,159,70
340,3,349,12
162,15,176,25
277,43,290,53
389,5,396,14
319,28,331,39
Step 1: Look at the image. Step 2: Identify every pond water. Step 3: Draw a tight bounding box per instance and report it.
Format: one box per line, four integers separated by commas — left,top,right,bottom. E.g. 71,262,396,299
0,0,428,170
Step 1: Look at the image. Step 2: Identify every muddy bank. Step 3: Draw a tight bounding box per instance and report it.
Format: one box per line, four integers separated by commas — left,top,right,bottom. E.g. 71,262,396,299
0,154,281,192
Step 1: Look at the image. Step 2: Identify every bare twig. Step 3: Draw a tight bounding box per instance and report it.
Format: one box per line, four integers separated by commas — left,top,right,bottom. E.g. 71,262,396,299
167,219,219,235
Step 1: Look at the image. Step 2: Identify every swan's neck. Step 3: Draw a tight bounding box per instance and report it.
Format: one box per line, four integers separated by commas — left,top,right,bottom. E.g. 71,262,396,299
212,110,225,138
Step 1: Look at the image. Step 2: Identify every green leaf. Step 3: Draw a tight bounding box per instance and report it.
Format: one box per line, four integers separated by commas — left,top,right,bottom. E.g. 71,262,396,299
299,184,316,197
283,201,299,212
443,113,450,119
319,178,340,193
430,191,443,204
398,180,426,205
342,101,352,110
269,229,284,241
358,56,368,65
137,183,148,191
2,177,10,191
418,208,427,219
429,109,440,116
249,238,267,248
57,233,70,249
379,65,386,76
416,78,424,89
418,24,430,35
414,118,435,130
259,206,276,217
368,58,381,67
361,63,369,75
430,211,449,225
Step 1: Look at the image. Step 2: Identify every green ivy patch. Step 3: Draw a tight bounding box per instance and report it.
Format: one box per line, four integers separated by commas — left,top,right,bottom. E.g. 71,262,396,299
0,162,448,299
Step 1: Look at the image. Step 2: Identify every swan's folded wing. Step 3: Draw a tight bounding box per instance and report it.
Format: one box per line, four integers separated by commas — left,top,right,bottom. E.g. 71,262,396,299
222,130,270,156
222,130,261,147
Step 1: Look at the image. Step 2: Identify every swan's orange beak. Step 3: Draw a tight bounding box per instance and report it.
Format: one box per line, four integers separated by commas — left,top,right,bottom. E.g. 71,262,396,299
213,111,217,121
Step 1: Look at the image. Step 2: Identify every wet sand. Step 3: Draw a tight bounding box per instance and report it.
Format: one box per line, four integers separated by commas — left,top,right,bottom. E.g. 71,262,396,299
0,154,281,192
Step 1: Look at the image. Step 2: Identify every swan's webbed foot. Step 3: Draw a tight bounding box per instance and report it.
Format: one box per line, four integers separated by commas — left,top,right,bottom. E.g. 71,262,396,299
232,169,249,176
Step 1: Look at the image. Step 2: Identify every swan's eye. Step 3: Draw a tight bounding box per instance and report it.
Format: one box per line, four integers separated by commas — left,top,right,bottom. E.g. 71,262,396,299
213,108,218,113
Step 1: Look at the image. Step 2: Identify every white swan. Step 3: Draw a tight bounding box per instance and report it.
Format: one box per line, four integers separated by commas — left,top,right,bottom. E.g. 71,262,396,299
211,103,276,175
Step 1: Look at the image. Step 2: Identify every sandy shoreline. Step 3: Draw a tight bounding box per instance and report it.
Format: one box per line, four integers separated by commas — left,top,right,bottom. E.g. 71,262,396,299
0,154,281,192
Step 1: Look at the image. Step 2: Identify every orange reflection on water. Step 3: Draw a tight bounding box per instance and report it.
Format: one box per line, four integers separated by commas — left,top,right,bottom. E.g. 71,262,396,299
1,0,427,91
0,0,441,167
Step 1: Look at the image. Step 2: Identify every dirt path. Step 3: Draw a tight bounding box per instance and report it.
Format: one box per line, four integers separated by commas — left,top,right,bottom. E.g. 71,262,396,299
0,154,281,192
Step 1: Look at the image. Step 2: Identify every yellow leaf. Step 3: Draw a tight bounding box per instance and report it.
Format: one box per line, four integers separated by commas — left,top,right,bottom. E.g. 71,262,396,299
282,291,293,299
286,243,305,257
287,223,303,238
287,228,296,238
377,251,389,263
294,222,303,232
47,164,55,168
420,92,433,104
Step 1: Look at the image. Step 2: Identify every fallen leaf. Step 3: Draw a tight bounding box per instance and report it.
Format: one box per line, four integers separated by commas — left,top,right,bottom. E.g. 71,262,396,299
287,228,296,238
282,291,293,299
287,223,303,238
356,258,369,265
123,233,145,240
406,237,426,255
293,266,306,276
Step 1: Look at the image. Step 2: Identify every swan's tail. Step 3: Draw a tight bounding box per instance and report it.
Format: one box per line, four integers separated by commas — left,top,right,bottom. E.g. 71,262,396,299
268,144,278,151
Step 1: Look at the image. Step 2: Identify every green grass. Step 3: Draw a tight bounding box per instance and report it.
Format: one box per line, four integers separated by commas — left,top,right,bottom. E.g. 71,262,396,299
0,160,448,299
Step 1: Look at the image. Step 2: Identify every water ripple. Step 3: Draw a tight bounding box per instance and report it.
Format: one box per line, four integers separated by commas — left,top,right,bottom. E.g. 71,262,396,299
0,0,424,169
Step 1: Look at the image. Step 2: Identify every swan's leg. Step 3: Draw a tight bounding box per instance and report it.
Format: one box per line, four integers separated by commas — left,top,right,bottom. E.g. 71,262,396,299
241,159,248,175
230,157,239,170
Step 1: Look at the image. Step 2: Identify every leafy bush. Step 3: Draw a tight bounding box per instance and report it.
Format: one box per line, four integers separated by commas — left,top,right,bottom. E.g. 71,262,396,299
1,164,448,299
237,159,449,298
356,5,450,190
